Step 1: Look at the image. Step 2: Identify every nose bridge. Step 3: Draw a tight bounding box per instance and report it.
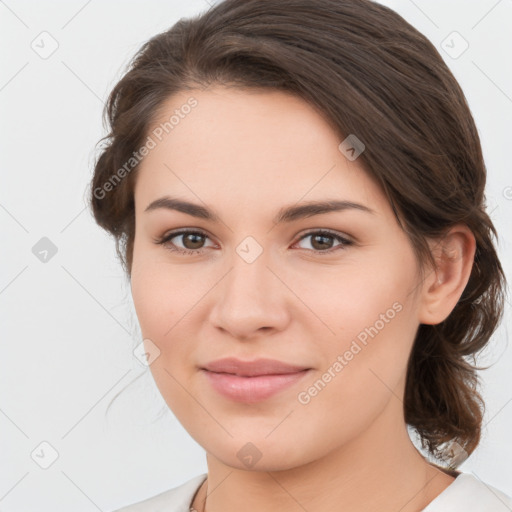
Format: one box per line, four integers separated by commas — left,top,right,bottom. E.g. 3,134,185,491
238,244,269,286
210,237,289,335
225,238,275,306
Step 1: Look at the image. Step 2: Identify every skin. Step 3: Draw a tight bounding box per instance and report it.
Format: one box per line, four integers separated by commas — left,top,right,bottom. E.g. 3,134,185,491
130,86,476,512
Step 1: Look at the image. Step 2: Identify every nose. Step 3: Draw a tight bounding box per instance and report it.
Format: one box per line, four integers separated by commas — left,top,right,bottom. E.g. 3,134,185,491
209,245,290,340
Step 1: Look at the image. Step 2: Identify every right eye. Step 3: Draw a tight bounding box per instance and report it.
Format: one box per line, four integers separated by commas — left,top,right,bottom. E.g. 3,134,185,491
154,229,216,255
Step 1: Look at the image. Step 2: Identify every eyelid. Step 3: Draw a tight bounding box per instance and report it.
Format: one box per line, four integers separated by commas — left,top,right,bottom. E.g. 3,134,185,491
156,227,211,242
295,228,352,243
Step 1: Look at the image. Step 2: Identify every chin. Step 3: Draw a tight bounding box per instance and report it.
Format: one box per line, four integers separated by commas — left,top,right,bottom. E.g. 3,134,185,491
202,434,317,473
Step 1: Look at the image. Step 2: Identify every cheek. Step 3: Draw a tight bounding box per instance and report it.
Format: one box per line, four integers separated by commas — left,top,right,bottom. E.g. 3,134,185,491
292,302,417,455
301,249,420,414
293,255,417,344
130,244,198,337
130,245,206,402
130,268,197,417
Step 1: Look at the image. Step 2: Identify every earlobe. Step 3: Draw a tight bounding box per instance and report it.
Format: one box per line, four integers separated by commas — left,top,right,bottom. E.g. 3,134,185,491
418,225,476,325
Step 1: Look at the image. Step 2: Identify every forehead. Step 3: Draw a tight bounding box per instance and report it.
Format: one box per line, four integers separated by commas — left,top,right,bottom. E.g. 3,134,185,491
134,86,383,215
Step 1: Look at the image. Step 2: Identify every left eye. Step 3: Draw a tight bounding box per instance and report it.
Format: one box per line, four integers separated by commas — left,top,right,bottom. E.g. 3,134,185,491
294,231,352,252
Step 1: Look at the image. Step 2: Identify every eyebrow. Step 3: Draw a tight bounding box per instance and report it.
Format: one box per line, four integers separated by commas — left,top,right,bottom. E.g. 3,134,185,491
144,196,375,224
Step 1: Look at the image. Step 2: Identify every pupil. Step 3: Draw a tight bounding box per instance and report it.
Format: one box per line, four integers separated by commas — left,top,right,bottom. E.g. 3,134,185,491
312,234,332,250
185,233,204,249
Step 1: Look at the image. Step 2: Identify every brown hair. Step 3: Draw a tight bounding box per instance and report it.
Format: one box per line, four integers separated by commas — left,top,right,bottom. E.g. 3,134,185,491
89,0,506,464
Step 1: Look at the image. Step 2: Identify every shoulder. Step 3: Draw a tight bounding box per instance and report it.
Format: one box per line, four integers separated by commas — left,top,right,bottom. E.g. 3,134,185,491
423,472,512,511
111,473,207,512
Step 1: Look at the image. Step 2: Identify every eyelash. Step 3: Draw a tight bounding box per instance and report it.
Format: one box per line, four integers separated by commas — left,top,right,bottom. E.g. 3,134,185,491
153,228,353,256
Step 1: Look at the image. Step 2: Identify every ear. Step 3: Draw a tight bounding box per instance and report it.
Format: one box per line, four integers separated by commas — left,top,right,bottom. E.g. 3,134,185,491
418,224,476,325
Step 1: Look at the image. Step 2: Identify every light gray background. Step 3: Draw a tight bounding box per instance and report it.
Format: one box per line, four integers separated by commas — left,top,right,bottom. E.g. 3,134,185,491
1,1,511,510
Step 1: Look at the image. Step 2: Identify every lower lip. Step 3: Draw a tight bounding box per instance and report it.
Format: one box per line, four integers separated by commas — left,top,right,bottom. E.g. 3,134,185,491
201,369,311,403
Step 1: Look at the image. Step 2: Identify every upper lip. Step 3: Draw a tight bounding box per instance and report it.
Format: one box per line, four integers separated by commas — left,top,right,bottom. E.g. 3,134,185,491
202,357,310,377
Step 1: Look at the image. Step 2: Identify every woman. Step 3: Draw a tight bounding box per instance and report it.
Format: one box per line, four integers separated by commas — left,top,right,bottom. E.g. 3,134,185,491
89,0,511,510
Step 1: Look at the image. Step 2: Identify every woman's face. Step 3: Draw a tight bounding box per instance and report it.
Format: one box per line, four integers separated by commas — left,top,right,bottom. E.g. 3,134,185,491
130,86,426,471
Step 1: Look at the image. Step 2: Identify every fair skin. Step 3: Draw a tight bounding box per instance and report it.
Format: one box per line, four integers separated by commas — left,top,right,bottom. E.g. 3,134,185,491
130,86,476,512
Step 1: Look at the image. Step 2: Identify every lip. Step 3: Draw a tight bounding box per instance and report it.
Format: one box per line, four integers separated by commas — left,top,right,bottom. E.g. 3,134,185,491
200,357,312,403
202,357,310,376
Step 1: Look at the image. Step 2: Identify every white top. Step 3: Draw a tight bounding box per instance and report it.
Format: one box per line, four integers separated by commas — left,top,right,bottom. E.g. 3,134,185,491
112,472,512,512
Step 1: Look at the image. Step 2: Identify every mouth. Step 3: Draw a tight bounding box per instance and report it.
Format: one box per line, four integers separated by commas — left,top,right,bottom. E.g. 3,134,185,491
200,357,312,403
